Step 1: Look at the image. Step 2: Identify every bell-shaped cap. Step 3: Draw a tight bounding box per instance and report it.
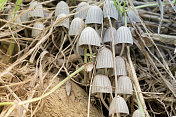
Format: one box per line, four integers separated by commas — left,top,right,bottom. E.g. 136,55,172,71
69,17,84,36
103,27,117,43
7,14,21,24
117,76,133,95
55,14,69,29
75,2,89,19
132,109,143,117
115,56,127,76
55,1,69,16
109,96,129,115
92,74,112,94
127,8,140,23
96,47,113,69
20,11,29,22
78,27,101,47
85,6,103,24
28,1,44,18
103,1,118,20
32,22,45,37
115,26,133,45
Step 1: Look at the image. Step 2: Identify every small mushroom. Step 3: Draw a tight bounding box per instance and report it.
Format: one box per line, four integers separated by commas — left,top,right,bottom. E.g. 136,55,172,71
109,96,129,116
103,0,118,20
115,56,127,76
91,74,112,94
126,8,140,23
75,2,89,19
96,47,113,69
85,6,103,24
55,14,69,29
32,22,45,37
116,76,133,95
55,1,69,16
132,109,143,117
103,27,117,43
28,1,44,18
69,17,85,36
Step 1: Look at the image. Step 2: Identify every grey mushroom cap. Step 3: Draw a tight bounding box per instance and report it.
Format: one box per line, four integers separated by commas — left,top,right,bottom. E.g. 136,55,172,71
96,47,113,69
69,17,85,36
103,1,118,20
103,27,117,43
55,1,69,16
78,27,101,47
132,109,143,117
75,2,89,19
116,76,133,95
55,14,69,29
85,6,103,24
91,74,112,94
109,96,129,115
115,56,127,76
115,26,133,45
32,22,45,37
127,8,140,23
28,1,44,18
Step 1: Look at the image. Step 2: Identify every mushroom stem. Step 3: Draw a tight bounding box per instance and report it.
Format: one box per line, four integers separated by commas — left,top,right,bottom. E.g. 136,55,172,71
100,93,109,110
105,68,108,76
88,45,93,61
119,43,125,56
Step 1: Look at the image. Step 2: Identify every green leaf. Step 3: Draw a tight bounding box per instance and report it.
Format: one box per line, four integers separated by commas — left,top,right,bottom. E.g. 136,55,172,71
0,0,8,11
14,0,23,16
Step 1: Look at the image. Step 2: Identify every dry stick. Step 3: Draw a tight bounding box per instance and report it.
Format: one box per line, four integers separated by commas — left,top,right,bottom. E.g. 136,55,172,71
127,46,149,117
100,93,109,110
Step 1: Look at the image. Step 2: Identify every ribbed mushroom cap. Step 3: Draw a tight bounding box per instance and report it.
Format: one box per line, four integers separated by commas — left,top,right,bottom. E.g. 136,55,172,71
85,6,103,24
92,74,112,94
109,96,129,115
75,2,89,19
78,27,101,47
115,56,127,76
55,1,69,16
103,1,118,20
20,11,29,22
132,109,143,117
32,22,45,37
127,8,140,23
116,76,133,95
28,1,44,18
103,27,117,43
115,26,133,45
69,17,85,36
55,14,69,29
7,14,21,24
96,47,113,69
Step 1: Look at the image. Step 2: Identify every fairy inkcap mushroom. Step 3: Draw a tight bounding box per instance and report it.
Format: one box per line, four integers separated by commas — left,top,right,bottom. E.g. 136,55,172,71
85,6,103,24
78,27,101,47
132,109,143,117
69,17,85,36
55,1,69,16
116,76,133,95
32,22,45,37
115,26,133,45
115,56,127,76
91,74,112,94
109,96,129,115
103,27,117,43
75,2,89,19
55,14,69,29
126,8,140,23
103,0,118,20
96,47,113,69
28,1,44,18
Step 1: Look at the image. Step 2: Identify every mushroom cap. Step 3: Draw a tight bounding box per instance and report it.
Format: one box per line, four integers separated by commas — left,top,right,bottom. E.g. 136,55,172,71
127,8,140,23
103,1,118,20
109,96,129,115
78,27,101,47
85,6,103,24
115,56,127,76
96,47,113,69
20,11,29,22
103,27,117,43
28,1,44,18
75,2,89,19
69,17,85,36
116,76,133,95
55,1,69,16
55,14,69,29
92,74,112,94
7,14,21,24
132,109,143,117
32,22,45,37
115,26,133,45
